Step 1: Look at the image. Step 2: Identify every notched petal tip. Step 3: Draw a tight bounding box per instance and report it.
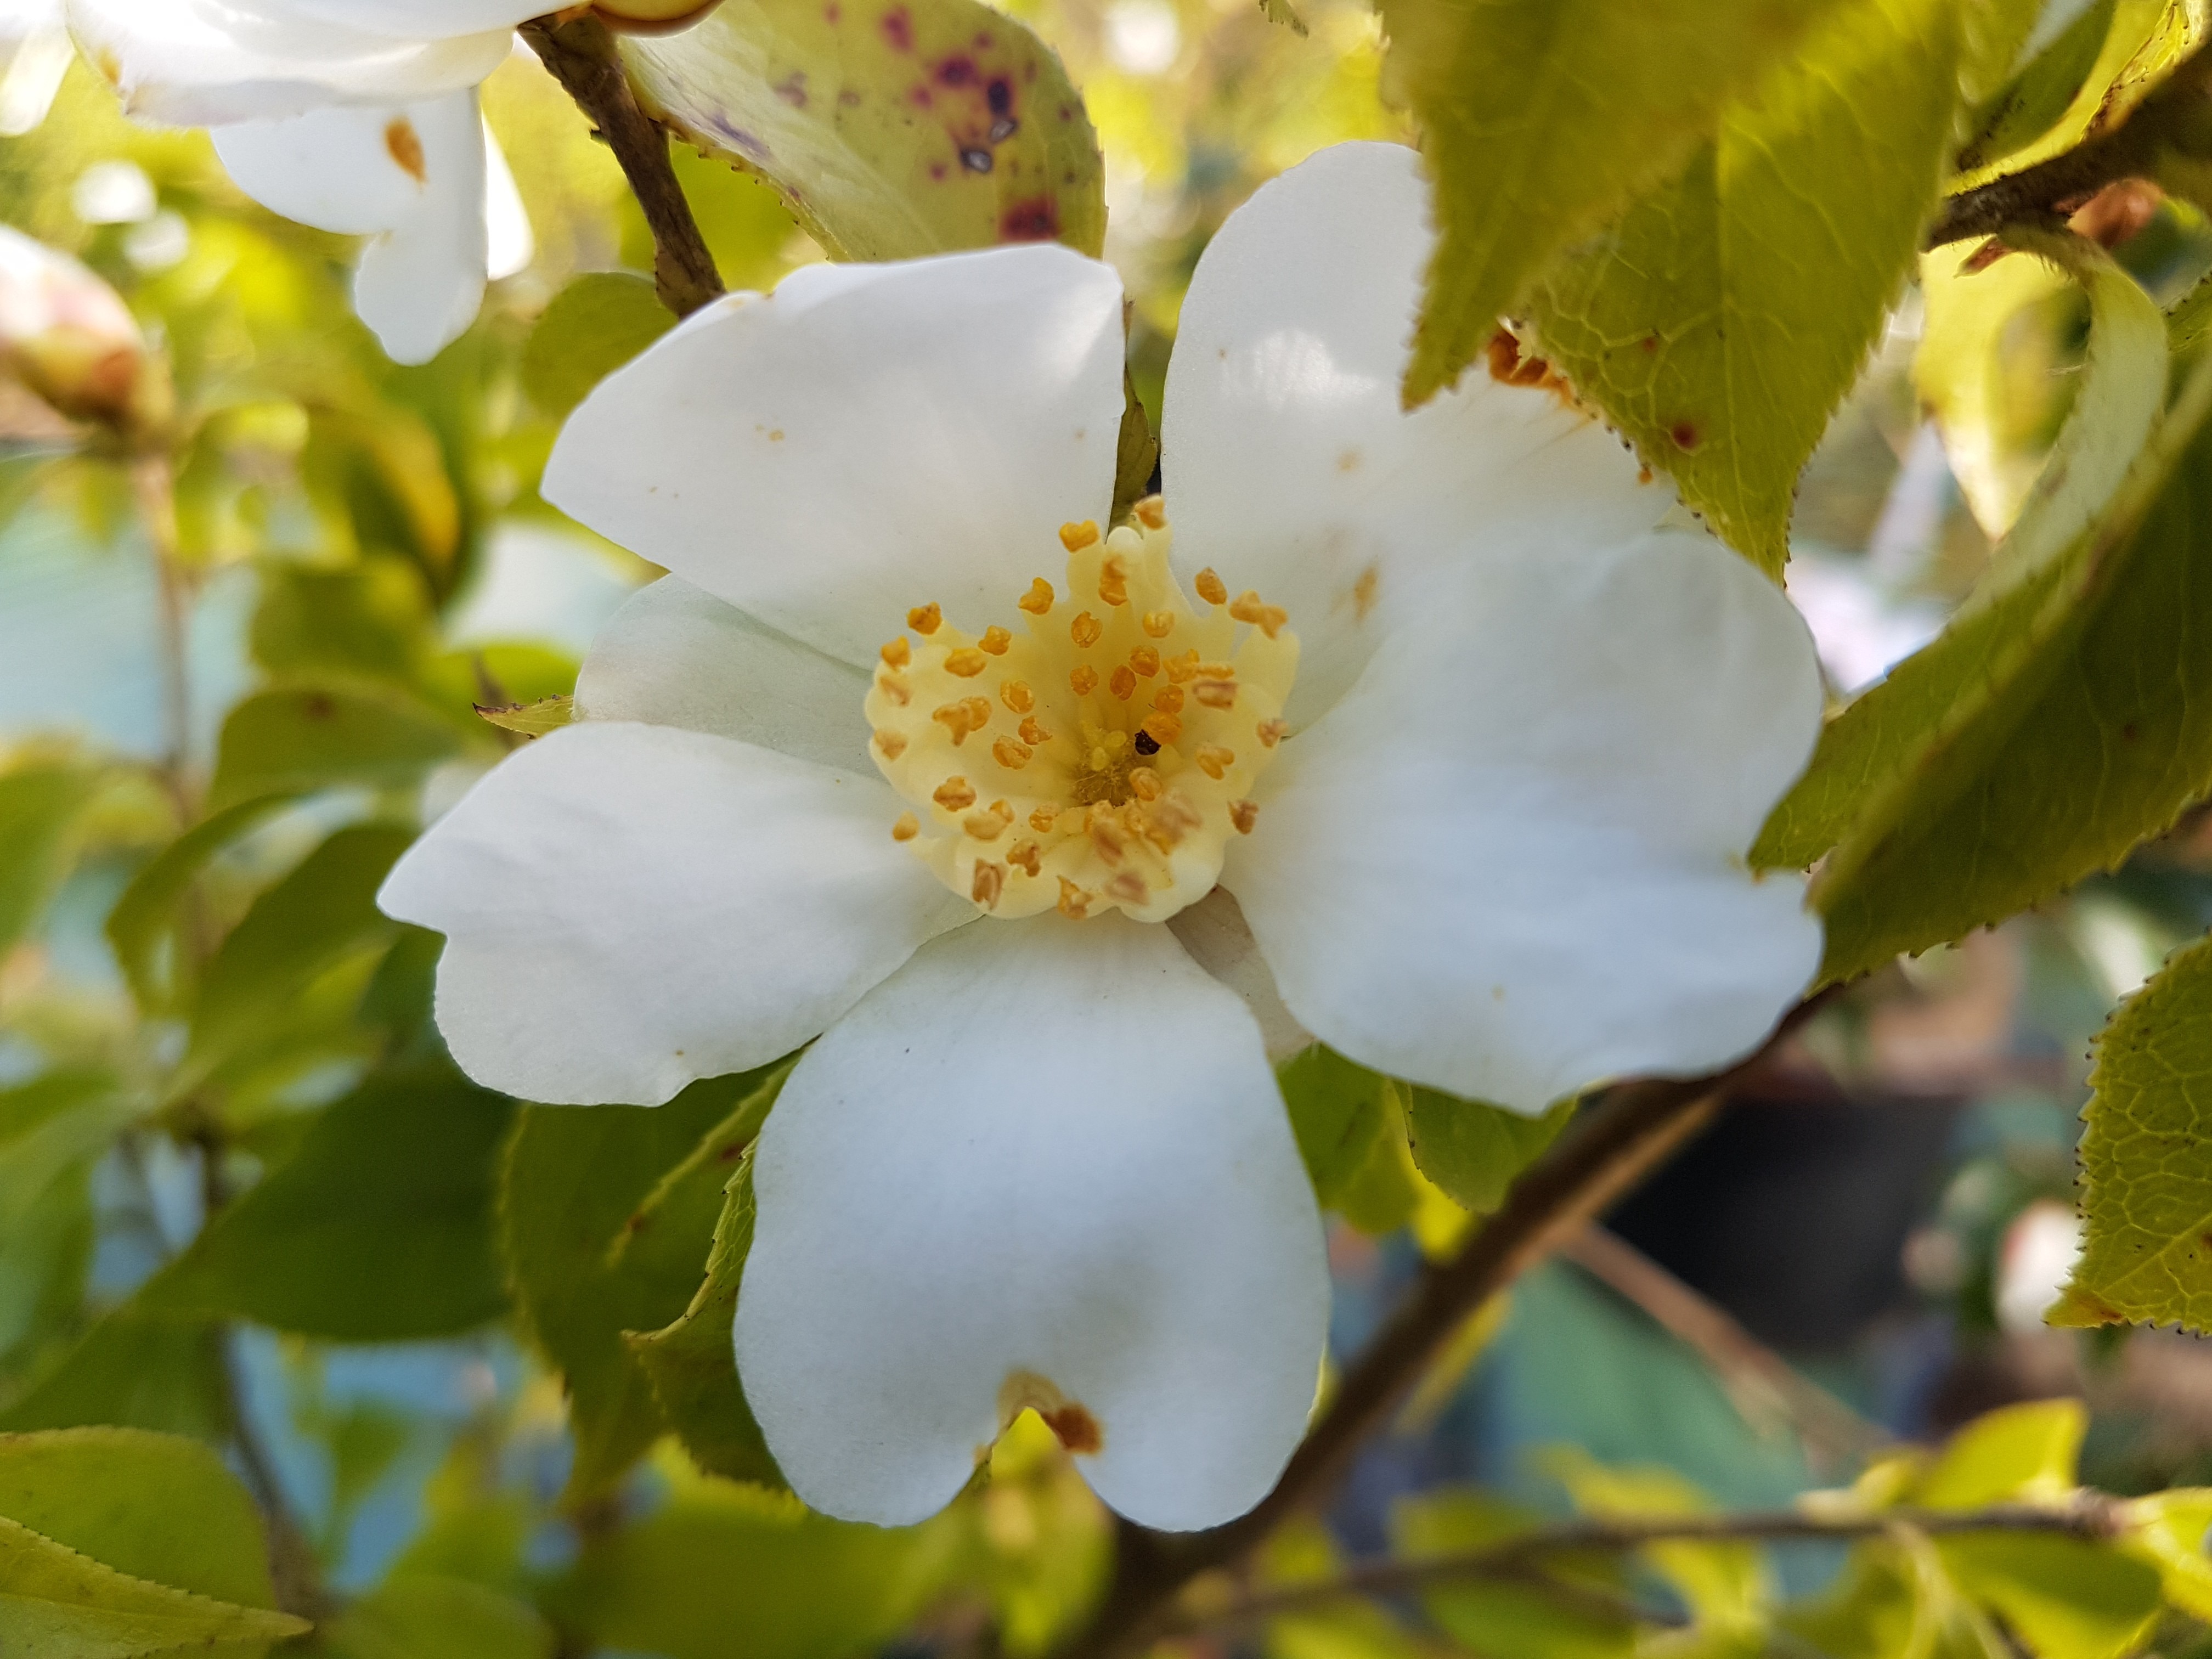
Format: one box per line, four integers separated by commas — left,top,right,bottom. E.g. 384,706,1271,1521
999,1368,1104,1457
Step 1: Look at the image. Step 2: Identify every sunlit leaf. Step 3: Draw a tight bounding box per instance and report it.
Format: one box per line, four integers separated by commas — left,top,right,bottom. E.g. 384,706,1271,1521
1934,1535,2160,1659
1393,1489,1635,1659
207,685,467,812
321,1575,551,1659
0,1309,229,1442
1914,1399,2084,1509
2116,1489,2212,1620
2053,934,2212,1331
1542,1449,1769,1627
0,1513,308,1658
521,274,675,420
1402,1088,1573,1217
0,764,101,961
1378,0,1846,408
621,0,1107,260
141,1065,514,1341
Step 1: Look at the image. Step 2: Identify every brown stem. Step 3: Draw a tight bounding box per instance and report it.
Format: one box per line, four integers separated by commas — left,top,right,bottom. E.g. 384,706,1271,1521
1559,1223,1890,1468
1176,1496,2132,1637
1927,40,2212,249
520,13,723,316
128,454,194,820
1057,992,1835,1659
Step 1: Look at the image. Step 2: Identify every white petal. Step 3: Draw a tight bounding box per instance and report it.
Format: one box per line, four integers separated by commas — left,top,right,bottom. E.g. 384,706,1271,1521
1163,142,1669,724
212,100,431,234
575,577,873,774
1229,530,1824,1113
276,0,544,40
544,246,1127,670
737,913,1328,1531
1165,885,1312,1063
350,91,487,364
65,0,511,124
0,24,71,135
378,721,973,1106
482,119,532,281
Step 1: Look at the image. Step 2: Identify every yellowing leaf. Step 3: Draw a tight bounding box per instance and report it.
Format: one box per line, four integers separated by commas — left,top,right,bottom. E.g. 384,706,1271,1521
621,0,1105,261
1542,1450,1769,1627
474,695,574,740
1934,1536,2161,1659
1378,0,1844,408
1526,0,2029,576
2052,933,2212,1331
2117,1489,2212,1620
1914,1400,2084,1509
0,1513,307,1658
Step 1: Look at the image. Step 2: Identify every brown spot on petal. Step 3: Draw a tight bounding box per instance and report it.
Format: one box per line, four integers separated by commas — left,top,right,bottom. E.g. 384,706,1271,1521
1042,1402,1102,1454
999,1368,1104,1455
385,117,427,183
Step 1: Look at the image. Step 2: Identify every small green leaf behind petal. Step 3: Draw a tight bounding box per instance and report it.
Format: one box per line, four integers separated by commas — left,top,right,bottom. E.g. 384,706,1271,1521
621,0,1107,261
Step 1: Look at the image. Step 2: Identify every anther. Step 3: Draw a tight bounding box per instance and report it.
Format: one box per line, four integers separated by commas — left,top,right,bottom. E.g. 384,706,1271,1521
875,730,908,759
1057,877,1092,919
1002,679,1035,714
1195,568,1227,605
1099,555,1129,607
1194,662,1234,678
1008,840,1041,876
1195,744,1235,780
1133,495,1167,529
878,672,911,706
1070,664,1099,695
1019,577,1056,614
964,805,1011,840
932,699,989,743
1071,612,1103,648
1129,769,1163,802
973,862,1006,908
907,602,942,634
1030,805,1059,833
1059,520,1101,552
979,625,1012,655
1127,647,1158,678
1152,685,1184,713
1018,716,1050,744
1142,711,1183,745
1109,665,1137,701
1089,816,1128,865
946,647,988,678
934,776,977,810
1193,680,1238,709
992,736,1032,769
1257,718,1287,748
891,812,919,841
1229,591,1289,638
1154,792,1203,839
881,637,911,668
1142,611,1174,638
1105,871,1148,904
1229,799,1260,834
1165,651,1200,684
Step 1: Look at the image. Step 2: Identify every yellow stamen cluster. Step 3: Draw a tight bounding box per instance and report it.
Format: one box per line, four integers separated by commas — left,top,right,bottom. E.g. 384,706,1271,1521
865,499,1297,923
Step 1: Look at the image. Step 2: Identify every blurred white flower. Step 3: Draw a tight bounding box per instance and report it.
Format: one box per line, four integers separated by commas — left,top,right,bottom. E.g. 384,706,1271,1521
381,144,1824,1532
121,210,188,273
71,157,154,224
66,0,538,363
1997,1199,2084,1334
0,0,70,136
1105,0,1180,74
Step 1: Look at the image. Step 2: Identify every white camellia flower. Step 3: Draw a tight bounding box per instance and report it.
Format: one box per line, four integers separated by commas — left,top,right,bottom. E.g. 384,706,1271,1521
0,0,72,136
64,0,539,364
380,141,1826,1531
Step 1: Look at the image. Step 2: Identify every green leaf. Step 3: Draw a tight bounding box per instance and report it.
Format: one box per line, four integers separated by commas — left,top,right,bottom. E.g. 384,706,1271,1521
0,1310,228,1442
1934,1536,2161,1659
0,1428,279,1610
521,274,676,420
625,1067,789,1491
104,797,298,1011
1955,0,2117,177
1402,1088,1573,1217
1378,0,1843,408
499,1072,774,1501
544,1473,956,1659
0,1514,308,1659
1274,1047,1424,1234
474,695,573,740
1760,323,2212,979
1392,1489,1634,1659
182,824,411,1085
140,1065,515,1340
620,0,1107,261
207,685,466,812
0,1076,126,1368
1914,1400,2084,1509
1781,1542,1929,1659
2115,1489,2212,1620
1525,0,2029,575
2052,933,2212,1330
1257,0,1308,33
250,560,431,685
0,765,101,960
321,1575,551,1659
1541,1449,1768,1626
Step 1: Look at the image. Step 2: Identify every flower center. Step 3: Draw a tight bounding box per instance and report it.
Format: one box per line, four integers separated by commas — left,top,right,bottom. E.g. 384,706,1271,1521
867,498,1297,923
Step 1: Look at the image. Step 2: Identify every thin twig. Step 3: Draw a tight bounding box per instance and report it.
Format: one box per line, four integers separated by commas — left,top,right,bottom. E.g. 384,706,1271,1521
1176,1497,2132,1636
1056,991,1837,1659
520,13,723,316
1558,1223,1891,1469
127,454,194,820
1927,40,2212,248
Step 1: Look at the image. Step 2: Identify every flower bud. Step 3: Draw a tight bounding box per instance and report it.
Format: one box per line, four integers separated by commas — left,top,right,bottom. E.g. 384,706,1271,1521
592,0,724,32
0,225,171,442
